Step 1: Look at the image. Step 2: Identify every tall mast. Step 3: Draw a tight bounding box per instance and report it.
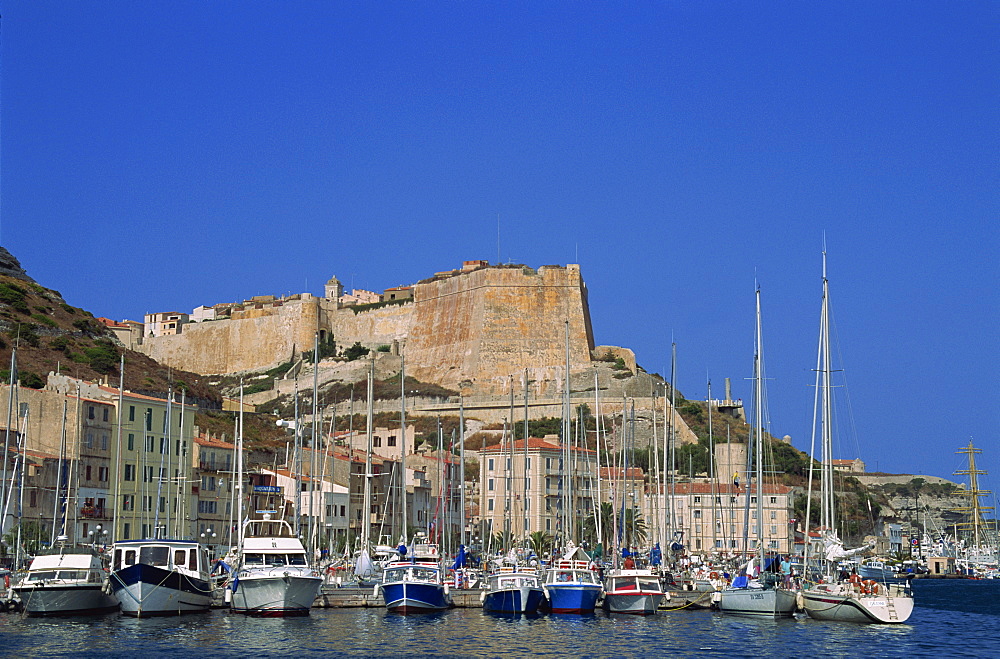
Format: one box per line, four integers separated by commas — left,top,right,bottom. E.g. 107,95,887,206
954,441,993,550
593,368,603,548
400,354,408,543
311,330,320,556
754,287,765,568
237,381,245,549
708,379,717,553
362,360,374,552
522,370,529,538
2,346,17,531
460,395,466,547
112,354,124,541
51,400,68,545
293,379,301,536
668,342,677,545
562,320,572,545
820,253,835,541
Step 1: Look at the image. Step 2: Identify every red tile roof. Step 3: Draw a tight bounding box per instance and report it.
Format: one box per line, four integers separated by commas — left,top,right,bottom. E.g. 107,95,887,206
479,437,595,455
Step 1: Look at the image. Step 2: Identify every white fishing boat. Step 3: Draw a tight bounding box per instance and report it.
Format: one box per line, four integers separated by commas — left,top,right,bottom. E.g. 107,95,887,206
482,562,545,614
229,514,323,616
602,568,666,615
717,287,797,619
13,542,117,616
800,251,914,624
109,539,213,616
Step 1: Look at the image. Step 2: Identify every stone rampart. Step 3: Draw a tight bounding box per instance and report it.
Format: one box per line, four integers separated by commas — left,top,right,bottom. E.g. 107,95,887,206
138,263,596,397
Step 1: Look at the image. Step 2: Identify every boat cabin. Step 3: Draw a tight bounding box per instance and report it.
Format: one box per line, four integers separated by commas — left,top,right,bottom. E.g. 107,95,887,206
112,541,209,578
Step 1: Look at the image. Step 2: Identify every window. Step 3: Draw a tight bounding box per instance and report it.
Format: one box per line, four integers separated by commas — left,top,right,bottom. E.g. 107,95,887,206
340,505,345,517
373,437,381,448
526,458,531,469
122,495,134,511
770,525,778,534
388,436,396,447
770,510,776,520
769,540,779,549
85,433,94,449
198,501,218,514
123,523,131,540
159,437,167,454
99,467,109,481
127,434,135,451
101,434,109,450
145,436,154,452
86,465,92,481
103,408,109,422
694,496,702,503
144,466,154,483
750,496,757,503
88,406,95,420
145,410,152,431
488,458,494,471
29,489,37,507
694,510,702,519
770,497,777,504
546,458,552,470
129,406,135,422
124,464,135,481
488,499,494,511
488,478,494,492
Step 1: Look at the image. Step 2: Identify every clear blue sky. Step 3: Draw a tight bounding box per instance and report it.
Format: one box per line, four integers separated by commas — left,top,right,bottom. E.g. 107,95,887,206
1,2,996,482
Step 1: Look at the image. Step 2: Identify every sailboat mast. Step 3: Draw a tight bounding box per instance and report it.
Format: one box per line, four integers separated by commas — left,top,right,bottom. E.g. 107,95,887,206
51,401,68,545
460,396,466,547
362,361,374,552
237,381,245,549
754,288,765,568
1,346,16,521
400,354,408,543
562,320,572,545
820,254,835,540
311,330,320,557
112,354,124,541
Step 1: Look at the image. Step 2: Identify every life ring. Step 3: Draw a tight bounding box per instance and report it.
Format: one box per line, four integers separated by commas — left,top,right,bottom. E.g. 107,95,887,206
862,579,876,595
709,571,719,580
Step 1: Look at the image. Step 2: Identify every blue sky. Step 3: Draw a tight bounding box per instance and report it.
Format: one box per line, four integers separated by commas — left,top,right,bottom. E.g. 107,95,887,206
1,2,996,482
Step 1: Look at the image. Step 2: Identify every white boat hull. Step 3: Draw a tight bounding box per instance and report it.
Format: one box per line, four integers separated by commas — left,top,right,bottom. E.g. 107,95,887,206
13,583,117,616
718,586,797,617
110,564,212,616
603,592,664,615
802,584,913,624
230,572,323,616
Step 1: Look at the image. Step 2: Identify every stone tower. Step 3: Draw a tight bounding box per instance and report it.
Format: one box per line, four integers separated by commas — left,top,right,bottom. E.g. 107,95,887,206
325,275,343,301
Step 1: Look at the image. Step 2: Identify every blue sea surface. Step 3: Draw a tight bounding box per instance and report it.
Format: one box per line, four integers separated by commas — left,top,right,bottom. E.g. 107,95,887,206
0,580,995,658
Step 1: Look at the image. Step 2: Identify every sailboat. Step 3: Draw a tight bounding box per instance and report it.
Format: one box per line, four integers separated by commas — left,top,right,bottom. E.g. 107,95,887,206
800,252,914,623
717,287,798,618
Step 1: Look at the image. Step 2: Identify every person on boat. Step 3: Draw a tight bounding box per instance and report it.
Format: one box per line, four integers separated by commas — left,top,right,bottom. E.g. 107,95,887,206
779,556,792,587
623,556,636,569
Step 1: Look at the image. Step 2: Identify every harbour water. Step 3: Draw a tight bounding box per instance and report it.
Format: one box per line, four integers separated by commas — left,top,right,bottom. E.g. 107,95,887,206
0,580,996,657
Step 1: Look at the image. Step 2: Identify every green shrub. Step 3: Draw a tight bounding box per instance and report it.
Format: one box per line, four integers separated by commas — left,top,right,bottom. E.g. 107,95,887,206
31,313,57,328
20,371,44,389
84,341,118,374
49,336,71,352
0,283,29,314
376,345,391,353
343,342,370,361
59,303,76,315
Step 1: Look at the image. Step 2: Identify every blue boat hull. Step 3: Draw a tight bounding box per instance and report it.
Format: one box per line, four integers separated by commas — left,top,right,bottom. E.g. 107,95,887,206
483,587,545,614
381,581,450,613
543,584,602,613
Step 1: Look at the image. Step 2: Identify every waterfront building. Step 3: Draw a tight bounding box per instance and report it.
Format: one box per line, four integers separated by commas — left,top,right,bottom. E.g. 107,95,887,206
478,436,598,542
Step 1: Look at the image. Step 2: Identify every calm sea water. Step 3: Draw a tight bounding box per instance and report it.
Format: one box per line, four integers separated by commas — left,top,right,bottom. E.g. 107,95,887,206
0,580,995,658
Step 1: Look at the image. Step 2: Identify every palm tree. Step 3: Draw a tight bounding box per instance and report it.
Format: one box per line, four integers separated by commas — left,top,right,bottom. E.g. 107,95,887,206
580,502,648,555
528,530,554,558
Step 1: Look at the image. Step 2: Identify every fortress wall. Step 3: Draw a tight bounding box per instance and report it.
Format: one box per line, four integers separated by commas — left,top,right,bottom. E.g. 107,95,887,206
328,302,415,351
405,265,594,396
140,298,323,374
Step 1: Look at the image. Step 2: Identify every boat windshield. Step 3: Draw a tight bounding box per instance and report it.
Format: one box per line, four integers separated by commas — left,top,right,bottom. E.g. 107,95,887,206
139,546,170,567
26,571,57,582
286,553,307,566
410,568,438,582
244,553,306,567
639,580,662,593
384,568,406,582
613,577,638,591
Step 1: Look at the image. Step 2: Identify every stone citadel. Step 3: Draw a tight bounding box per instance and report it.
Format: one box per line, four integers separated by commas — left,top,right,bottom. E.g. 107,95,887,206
138,261,607,399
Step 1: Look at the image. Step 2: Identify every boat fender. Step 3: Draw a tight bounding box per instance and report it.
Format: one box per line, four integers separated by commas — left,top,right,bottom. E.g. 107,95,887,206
709,571,719,580
444,583,450,595
480,591,486,604
795,591,805,610
224,588,232,603
373,585,381,598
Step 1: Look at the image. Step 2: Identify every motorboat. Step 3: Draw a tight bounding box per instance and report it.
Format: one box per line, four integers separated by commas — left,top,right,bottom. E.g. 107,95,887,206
109,539,213,616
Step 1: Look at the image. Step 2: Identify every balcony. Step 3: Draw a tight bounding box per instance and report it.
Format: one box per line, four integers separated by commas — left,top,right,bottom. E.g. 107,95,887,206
80,506,106,519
